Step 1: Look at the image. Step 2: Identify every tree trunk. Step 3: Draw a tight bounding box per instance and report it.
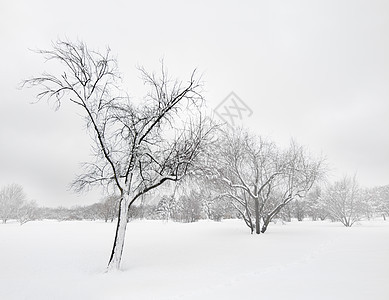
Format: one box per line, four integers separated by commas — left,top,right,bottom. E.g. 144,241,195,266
261,204,285,233
107,196,130,271
254,198,260,234
261,217,269,233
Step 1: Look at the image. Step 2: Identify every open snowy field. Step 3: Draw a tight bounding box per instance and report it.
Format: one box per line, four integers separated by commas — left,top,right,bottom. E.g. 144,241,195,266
1,219,388,300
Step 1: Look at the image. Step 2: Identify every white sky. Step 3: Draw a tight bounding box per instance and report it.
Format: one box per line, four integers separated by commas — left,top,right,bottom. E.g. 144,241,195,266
1,0,388,207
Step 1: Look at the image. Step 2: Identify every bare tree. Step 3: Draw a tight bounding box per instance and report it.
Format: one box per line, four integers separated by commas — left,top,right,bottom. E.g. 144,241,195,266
291,199,307,221
212,129,273,234
365,185,389,220
99,195,119,222
198,188,232,221
259,141,323,233
378,186,389,220
176,191,202,223
23,40,214,271
156,195,178,221
304,186,328,221
18,200,40,225
322,176,364,227
0,184,26,224
210,129,322,234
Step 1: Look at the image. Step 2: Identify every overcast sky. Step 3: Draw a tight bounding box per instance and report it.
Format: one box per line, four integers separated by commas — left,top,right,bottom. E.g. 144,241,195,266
1,0,388,207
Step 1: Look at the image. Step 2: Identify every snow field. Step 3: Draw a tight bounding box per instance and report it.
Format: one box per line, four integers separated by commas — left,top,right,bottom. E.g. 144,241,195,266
0,219,388,299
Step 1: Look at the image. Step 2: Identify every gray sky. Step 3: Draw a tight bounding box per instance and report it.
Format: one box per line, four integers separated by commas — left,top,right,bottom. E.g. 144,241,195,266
1,0,388,207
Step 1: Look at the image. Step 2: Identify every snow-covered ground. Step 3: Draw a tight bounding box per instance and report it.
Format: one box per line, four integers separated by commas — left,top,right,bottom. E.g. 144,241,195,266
0,219,388,300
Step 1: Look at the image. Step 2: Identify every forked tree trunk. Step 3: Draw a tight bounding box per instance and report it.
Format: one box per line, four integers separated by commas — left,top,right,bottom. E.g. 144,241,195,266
107,195,130,271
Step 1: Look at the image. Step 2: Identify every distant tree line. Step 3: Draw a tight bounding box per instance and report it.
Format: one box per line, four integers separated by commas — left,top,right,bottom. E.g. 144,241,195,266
2,176,388,228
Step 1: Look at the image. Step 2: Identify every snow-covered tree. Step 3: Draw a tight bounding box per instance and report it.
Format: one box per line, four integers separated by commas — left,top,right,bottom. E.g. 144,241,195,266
304,186,328,221
24,39,215,271
200,191,232,221
0,184,26,224
322,176,364,227
18,200,40,225
366,185,389,220
176,192,202,223
377,186,389,220
291,199,307,221
210,129,323,234
99,195,119,222
156,195,179,221
259,141,324,233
